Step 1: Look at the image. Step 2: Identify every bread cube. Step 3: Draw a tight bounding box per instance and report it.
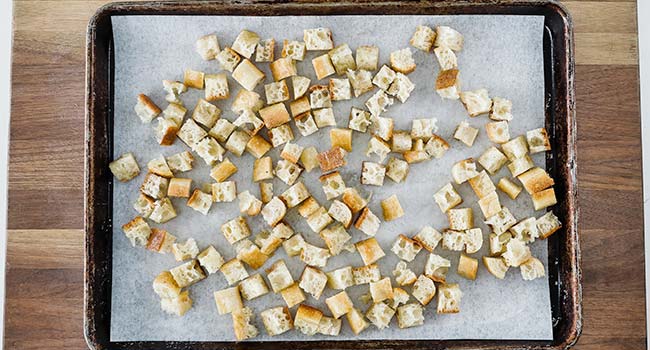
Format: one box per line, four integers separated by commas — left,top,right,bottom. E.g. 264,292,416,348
442,230,464,253
326,266,354,290
391,234,422,262
366,136,391,162
282,40,306,61
234,242,265,269
434,46,458,70
280,283,305,308
309,85,332,109
388,131,411,154
187,189,212,215
233,111,263,138
433,182,462,213
291,76,311,99
454,121,479,147
320,223,351,255
122,216,151,247
365,302,395,330
204,73,229,101
437,283,462,314
283,234,306,257
300,242,331,268
483,256,508,279
369,277,394,303
387,72,415,103
146,228,176,253
490,97,513,121
521,256,546,281
210,158,237,182
435,69,460,100
502,238,532,267
160,291,193,316
313,108,336,128
317,147,347,172
365,90,393,117
183,69,205,89
141,173,169,199
110,152,140,182
412,275,436,305
295,196,318,218
502,135,529,161
329,78,352,101
413,226,443,252
356,238,385,265
389,48,416,74
191,99,220,129
397,303,424,328
265,80,290,105
410,25,436,51
270,57,297,81
306,206,333,233
169,260,206,288
275,159,302,185
478,191,501,218
231,30,260,59
341,187,368,214
220,259,250,285
372,65,396,91
460,89,492,117
371,116,394,142
463,227,482,254
295,112,320,136
197,245,224,274
457,254,478,280
153,271,181,299
424,134,450,159
289,96,311,118
477,145,509,175
266,260,294,293
424,253,451,283
254,231,283,256
497,177,522,199
221,216,251,245
527,127,552,154
162,102,186,126
280,142,304,164
450,158,478,185
146,159,175,182
328,44,356,75
356,45,379,71
532,188,557,210
295,304,323,336
209,119,235,143
231,89,263,114
299,266,328,300
353,264,381,285
485,206,517,235
486,121,510,144
537,211,562,239
270,222,293,240
177,119,207,148
260,306,293,336
347,69,374,97
360,162,386,186
447,207,473,230
255,38,275,62
312,54,335,80
384,157,409,183
261,197,287,226
232,59,265,91
489,232,512,256
232,307,259,341
239,274,270,301
354,207,381,236
349,107,372,132
468,171,495,199
511,217,539,243
507,154,535,177
149,198,177,224
238,191,262,216
268,124,295,148
300,146,319,172
325,200,351,229
435,26,463,51
193,137,225,167
161,80,187,105
172,238,199,262
166,151,194,173
346,308,369,335
518,167,555,194
259,102,290,129
393,260,417,286
381,194,404,221
411,118,438,140
280,181,309,208
304,27,334,50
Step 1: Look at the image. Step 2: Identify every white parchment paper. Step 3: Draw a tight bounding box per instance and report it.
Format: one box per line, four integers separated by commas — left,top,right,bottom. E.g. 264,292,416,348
110,15,551,341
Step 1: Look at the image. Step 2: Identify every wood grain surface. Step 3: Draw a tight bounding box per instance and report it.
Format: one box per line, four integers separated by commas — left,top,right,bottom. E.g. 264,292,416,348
5,1,644,349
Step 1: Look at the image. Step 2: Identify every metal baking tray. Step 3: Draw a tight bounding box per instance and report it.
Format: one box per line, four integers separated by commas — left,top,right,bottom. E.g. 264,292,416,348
84,1,580,349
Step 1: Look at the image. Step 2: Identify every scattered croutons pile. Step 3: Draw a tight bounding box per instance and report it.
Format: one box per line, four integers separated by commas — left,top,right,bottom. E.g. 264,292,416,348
110,24,561,340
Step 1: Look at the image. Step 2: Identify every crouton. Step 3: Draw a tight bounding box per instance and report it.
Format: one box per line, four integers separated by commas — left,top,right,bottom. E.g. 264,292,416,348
381,194,405,221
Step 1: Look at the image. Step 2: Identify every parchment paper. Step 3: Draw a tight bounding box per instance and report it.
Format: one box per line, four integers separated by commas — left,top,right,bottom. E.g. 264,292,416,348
110,15,551,341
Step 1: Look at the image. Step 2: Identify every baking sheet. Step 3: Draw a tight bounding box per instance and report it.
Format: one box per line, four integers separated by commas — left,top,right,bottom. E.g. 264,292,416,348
110,14,551,341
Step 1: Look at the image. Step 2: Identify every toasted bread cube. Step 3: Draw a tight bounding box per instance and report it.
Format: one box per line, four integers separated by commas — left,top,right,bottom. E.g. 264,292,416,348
372,65,396,91
275,159,302,185
502,238,532,267
497,177,522,199
490,96,513,121
280,283,305,308
326,266,354,290
244,135,271,160
385,157,409,183
231,89,263,114
312,54,335,80
486,121,510,144
232,307,259,341
457,254,478,280
232,59,265,91
270,57,297,81
478,191,501,218
502,135,529,161
356,45,379,71
162,102,186,126
259,102,290,129
283,234,306,257
371,116,394,142
239,274,270,301
483,256,508,279
184,69,205,89
511,217,539,243
434,183,462,213
160,290,192,316
360,162,386,186
166,151,194,173
309,85,332,109
300,146,319,172
356,238,385,265
345,308,369,335
295,196,318,218
134,94,161,123
397,303,424,328
521,256,546,281
328,200,353,228
353,264,381,285
172,238,199,262
221,259,250,285
292,76,311,99
468,171,496,199
266,260,294,293
434,46,458,70
306,207,333,233
424,253,451,282
260,306,293,336
282,40,306,61
451,158,479,185
507,154,535,177
414,226,443,252
391,234,422,262
149,198,177,224
211,181,236,203
354,207,381,236
187,189,212,215
411,118,438,140
289,96,311,118
435,69,460,100
489,232,512,256
300,242,331,268
143,157,174,181
254,231,283,256
313,108,336,128
191,99,221,129
280,181,309,208
349,107,372,132
295,112,319,136
390,131,412,154
318,147,347,172
393,260,417,286
197,245,224,274
532,188,557,210
389,48,416,74
210,158,237,182
299,266,328,300
177,119,207,148
412,275,436,305
437,283,462,314
110,153,140,182
464,227,483,254
424,134,449,159
146,228,176,253
238,191,262,216
141,173,169,199
304,27,334,50
537,211,561,239
270,223,294,240
366,136,391,162
435,25,463,50
294,304,323,335
204,73,230,101
221,216,251,245
527,127,552,153
261,197,287,226
403,148,429,164
122,216,151,247
485,206,517,235
365,90,393,117
320,223,352,256
477,146,507,175
169,260,206,288
255,38,275,62
454,121,479,147
410,25,436,51
281,142,304,164
209,119,235,143
231,30,260,59
364,302,394,330
460,89,492,117
162,80,187,104
447,208,473,231
341,187,368,214
329,78,352,101
518,167,555,194
265,80,290,105
347,69,374,97
257,182,273,204
387,72,415,103
328,44,356,75
369,277,394,303
268,124,295,148
381,195,404,221
153,271,181,299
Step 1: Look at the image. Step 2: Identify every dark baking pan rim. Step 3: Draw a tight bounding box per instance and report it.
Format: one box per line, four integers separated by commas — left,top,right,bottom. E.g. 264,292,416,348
85,1,580,349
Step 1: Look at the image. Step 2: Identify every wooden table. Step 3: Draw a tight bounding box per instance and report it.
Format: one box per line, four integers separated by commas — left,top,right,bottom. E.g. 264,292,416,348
5,1,644,349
